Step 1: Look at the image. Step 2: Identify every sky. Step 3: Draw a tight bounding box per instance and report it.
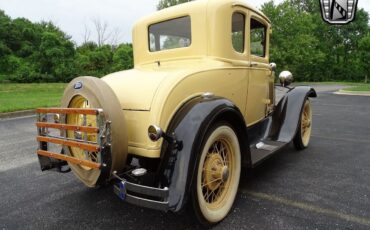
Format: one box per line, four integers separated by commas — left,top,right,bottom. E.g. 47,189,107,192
0,0,369,45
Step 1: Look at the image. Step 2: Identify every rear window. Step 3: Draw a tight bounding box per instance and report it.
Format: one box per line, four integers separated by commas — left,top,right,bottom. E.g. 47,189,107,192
149,16,191,52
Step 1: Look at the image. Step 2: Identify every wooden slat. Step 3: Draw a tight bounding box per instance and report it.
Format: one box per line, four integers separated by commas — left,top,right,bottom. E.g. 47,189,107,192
37,136,100,152
37,150,101,169
36,108,99,115
36,122,99,133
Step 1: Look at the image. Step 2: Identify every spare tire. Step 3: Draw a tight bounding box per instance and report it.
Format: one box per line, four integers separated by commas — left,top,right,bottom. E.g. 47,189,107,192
61,76,127,187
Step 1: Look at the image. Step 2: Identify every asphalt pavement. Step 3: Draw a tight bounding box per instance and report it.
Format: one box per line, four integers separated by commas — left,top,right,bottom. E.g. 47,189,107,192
0,85,369,229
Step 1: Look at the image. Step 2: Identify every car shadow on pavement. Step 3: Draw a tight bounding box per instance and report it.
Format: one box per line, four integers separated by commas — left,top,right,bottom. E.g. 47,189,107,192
70,183,202,229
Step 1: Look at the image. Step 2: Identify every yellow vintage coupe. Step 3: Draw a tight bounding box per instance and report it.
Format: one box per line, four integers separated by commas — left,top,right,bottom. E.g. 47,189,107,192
35,0,316,226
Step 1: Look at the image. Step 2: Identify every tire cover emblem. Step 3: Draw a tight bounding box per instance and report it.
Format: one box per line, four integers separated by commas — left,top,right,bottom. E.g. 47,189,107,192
74,81,83,89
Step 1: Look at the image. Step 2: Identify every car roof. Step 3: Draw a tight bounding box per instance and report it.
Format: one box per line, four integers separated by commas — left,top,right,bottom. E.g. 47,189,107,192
135,0,270,27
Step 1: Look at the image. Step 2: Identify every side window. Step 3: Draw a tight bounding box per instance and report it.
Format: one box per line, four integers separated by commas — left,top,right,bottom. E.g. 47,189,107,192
232,12,245,53
250,18,266,57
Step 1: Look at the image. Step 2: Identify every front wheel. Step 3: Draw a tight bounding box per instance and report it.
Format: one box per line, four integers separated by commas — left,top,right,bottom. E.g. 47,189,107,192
192,123,241,226
293,99,312,150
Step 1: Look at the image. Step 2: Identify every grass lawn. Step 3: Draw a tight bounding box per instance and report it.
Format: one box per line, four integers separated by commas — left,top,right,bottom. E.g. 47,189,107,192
297,81,369,86
342,84,370,92
0,81,368,113
0,83,66,113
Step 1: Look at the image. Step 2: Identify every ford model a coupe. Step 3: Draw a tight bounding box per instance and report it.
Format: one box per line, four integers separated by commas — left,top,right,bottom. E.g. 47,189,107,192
35,0,316,226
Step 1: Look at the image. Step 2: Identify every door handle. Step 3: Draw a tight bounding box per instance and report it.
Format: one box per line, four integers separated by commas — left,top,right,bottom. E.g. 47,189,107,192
250,62,258,67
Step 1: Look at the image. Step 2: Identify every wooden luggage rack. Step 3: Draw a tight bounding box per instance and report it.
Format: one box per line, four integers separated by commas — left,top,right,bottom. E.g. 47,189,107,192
36,108,110,170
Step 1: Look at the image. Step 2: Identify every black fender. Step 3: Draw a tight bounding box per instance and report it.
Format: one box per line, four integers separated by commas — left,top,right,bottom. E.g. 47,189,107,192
158,96,249,212
270,86,317,142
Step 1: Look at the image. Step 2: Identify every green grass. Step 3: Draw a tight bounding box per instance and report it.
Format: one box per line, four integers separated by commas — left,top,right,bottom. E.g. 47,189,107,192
297,81,370,86
0,83,66,113
1,81,368,113
342,84,370,92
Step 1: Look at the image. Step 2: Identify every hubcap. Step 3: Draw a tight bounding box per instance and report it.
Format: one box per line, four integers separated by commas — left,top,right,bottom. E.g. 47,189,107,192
201,139,234,206
221,166,229,182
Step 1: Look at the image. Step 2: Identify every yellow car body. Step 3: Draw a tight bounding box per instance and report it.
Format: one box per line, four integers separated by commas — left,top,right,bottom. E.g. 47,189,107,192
35,0,316,225
102,0,274,158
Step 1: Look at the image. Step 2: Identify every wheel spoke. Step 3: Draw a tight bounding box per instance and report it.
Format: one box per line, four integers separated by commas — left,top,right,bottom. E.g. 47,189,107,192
221,146,227,165
205,188,214,201
214,141,219,154
203,188,210,202
202,178,221,187
202,169,216,173
210,190,216,202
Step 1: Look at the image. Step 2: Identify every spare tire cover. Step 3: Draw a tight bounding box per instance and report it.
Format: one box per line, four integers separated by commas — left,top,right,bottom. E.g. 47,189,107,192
61,76,127,187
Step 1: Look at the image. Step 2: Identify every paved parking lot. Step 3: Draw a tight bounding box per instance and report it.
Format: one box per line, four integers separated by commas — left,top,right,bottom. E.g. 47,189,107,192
0,86,369,229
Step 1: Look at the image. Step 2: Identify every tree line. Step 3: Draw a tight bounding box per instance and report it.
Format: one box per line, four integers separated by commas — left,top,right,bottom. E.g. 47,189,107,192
1,0,369,83
262,0,369,82
0,10,133,83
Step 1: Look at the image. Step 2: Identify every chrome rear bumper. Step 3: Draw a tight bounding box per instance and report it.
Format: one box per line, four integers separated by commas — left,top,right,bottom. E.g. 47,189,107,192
112,172,169,211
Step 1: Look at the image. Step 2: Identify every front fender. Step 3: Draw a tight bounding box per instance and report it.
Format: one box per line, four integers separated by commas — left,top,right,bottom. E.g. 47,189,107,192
270,86,317,142
158,96,248,212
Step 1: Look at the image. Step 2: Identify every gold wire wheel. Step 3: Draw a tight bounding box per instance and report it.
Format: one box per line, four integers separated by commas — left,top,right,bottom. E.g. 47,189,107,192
196,125,241,224
300,99,312,147
67,95,99,170
202,140,233,205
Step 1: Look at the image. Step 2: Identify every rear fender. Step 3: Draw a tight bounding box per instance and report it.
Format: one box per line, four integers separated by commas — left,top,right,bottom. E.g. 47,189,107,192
158,96,249,212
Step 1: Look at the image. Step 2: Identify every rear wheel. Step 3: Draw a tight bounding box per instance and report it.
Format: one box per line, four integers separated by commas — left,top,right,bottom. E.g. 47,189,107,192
192,123,241,226
293,99,312,150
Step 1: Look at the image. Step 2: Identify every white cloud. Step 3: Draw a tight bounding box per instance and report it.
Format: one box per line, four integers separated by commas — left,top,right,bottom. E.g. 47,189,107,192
0,0,368,45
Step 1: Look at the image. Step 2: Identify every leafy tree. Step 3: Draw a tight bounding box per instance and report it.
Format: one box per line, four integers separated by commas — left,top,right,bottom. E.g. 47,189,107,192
262,0,369,82
311,8,369,81
111,43,133,72
0,10,77,82
75,42,113,77
262,1,325,81
0,10,12,59
359,34,370,82
157,0,193,10
289,0,318,13
38,31,75,82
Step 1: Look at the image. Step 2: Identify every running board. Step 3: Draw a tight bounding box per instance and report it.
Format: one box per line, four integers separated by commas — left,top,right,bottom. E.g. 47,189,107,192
250,140,287,166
